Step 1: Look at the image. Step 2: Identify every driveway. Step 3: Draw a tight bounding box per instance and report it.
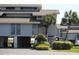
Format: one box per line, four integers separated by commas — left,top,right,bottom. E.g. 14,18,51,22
0,49,79,55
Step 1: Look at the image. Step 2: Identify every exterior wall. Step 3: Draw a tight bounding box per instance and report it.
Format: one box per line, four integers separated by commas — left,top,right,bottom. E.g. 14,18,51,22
48,24,59,36
38,25,45,34
67,33,76,40
32,24,38,35
0,23,61,37
61,33,76,40
0,24,33,36
21,24,32,36
0,24,11,36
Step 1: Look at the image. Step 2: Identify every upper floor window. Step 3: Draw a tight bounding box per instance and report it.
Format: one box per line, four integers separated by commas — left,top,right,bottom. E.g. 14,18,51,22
11,24,15,35
37,16,43,20
16,24,21,35
21,7,35,9
6,7,15,10
20,7,37,12
11,24,21,35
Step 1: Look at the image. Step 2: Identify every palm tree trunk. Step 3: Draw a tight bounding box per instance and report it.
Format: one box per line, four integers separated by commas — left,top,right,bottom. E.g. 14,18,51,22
45,26,48,35
65,29,68,40
64,24,70,40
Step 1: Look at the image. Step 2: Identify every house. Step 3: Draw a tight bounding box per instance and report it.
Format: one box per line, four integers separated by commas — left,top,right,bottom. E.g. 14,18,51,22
0,4,59,48
57,24,79,44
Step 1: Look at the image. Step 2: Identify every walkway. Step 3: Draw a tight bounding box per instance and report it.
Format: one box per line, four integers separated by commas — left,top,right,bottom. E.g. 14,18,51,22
0,49,79,55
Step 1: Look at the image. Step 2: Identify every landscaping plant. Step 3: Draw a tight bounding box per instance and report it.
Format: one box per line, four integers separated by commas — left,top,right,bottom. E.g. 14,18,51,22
52,41,73,50
34,34,50,50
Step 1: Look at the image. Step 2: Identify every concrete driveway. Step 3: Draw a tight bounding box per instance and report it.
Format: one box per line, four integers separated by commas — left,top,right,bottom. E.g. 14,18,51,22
0,49,79,55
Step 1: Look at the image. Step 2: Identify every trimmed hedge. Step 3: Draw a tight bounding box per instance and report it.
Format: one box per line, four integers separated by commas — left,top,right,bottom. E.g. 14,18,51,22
36,46,49,50
52,41,73,50
35,42,50,50
43,42,50,46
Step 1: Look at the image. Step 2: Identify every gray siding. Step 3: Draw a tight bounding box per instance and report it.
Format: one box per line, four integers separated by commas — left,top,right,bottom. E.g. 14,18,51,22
0,24,11,36
0,24,32,36
62,33,76,40
21,24,32,36
38,26,45,34
67,33,76,40
32,24,38,35
48,24,59,36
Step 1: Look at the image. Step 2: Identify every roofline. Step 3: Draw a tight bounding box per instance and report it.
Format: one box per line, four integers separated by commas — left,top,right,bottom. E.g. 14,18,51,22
0,10,59,16
0,4,42,7
42,9,60,14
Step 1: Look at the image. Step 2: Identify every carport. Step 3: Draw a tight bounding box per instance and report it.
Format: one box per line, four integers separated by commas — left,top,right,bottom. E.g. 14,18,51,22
0,36,8,48
17,37,31,48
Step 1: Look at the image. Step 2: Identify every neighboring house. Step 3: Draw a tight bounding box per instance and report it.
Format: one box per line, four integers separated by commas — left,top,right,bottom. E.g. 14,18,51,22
57,24,79,43
0,4,59,48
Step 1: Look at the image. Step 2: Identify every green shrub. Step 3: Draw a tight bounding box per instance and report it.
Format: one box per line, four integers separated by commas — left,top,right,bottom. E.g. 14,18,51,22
42,42,50,46
36,43,49,50
35,42,50,50
31,43,37,48
35,33,47,43
36,46,49,50
52,41,73,50
31,35,36,38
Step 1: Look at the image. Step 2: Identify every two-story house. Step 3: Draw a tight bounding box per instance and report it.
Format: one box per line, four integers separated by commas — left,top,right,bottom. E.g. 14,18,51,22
0,4,59,48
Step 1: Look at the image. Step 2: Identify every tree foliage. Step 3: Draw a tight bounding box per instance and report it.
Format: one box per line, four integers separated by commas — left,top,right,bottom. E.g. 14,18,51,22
42,14,56,34
61,10,79,25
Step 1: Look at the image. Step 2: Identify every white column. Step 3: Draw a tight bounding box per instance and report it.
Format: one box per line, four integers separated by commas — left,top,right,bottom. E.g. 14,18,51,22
14,36,17,48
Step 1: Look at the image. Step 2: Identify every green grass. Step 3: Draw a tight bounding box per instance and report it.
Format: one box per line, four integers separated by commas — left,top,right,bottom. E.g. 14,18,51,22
49,46,79,53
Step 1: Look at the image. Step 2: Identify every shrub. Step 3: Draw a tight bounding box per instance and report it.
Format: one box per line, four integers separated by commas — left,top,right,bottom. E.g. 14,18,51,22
36,46,49,50
42,42,50,46
35,42,50,50
31,43,37,48
31,35,36,38
52,41,73,50
35,33,47,43
36,43,49,50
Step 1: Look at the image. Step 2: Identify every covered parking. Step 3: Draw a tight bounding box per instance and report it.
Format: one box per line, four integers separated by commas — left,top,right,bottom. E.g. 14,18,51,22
0,36,8,48
17,36,31,48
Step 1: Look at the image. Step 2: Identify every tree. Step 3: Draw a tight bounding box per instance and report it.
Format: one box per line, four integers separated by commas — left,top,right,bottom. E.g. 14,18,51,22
42,14,56,35
72,12,79,24
61,10,79,25
61,10,79,40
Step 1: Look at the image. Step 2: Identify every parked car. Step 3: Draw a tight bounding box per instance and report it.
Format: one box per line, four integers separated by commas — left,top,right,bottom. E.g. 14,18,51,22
75,40,79,46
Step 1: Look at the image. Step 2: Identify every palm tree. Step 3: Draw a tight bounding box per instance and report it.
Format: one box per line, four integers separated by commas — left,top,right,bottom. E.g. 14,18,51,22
64,10,72,40
61,10,79,40
72,12,79,24
42,14,56,35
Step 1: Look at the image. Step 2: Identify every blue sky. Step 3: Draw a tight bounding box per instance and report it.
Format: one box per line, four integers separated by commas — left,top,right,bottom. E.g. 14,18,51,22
42,4,79,24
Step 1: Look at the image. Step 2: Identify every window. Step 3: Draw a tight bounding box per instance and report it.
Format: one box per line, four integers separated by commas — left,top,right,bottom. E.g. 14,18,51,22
6,7,15,10
16,24,21,35
11,24,15,35
20,7,37,12
11,24,21,35
37,16,43,20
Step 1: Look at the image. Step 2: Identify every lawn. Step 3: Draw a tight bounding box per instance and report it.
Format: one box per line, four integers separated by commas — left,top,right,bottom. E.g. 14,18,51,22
50,46,79,53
